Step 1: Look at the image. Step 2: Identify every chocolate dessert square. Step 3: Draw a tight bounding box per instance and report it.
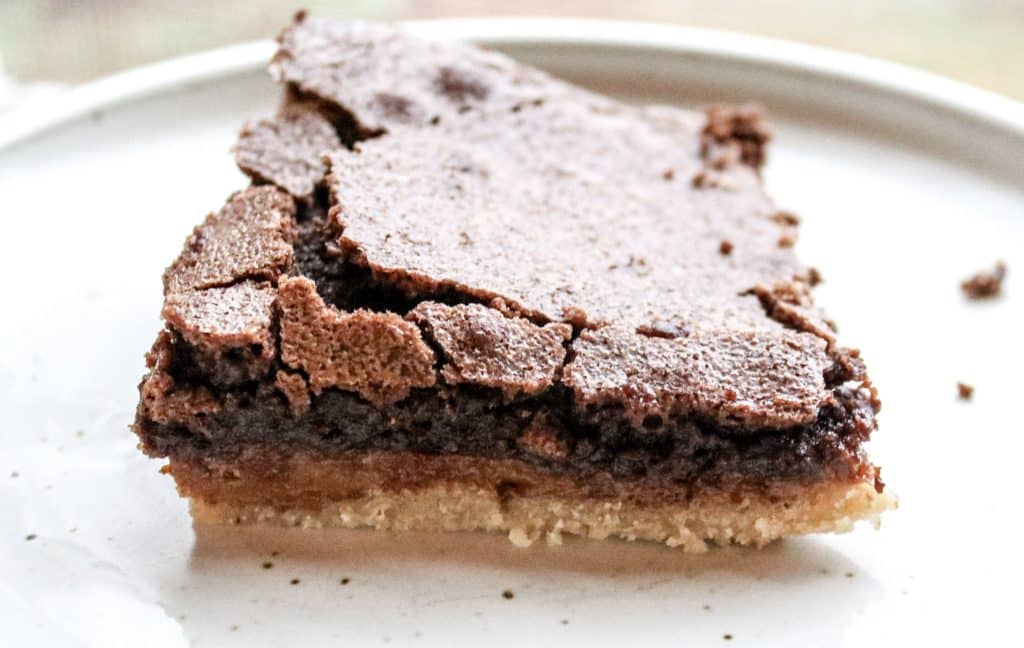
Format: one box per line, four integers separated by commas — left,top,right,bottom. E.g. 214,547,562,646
133,15,893,550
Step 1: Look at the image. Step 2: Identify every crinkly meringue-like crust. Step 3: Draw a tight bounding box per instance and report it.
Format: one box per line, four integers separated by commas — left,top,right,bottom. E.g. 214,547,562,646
277,276,436,404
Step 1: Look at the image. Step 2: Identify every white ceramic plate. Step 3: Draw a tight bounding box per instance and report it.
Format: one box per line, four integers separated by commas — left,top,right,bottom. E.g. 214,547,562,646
1,19,1022,647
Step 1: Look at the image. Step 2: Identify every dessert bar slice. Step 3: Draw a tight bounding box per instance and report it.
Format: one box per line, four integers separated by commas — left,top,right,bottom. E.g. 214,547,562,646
133,15,894,550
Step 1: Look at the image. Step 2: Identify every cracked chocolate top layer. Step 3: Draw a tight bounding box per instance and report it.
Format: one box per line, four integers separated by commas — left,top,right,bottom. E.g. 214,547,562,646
327,124,797,332
163,186,296,294
162,281,276,351
277,276,436,404
408,302,573,397
565,326,830,429
262,19,808,339
144,16,877,469
270,18,585,133
234,103,342,200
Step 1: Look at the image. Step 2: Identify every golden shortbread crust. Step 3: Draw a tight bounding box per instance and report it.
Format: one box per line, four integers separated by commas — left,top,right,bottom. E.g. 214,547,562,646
190,479,894,552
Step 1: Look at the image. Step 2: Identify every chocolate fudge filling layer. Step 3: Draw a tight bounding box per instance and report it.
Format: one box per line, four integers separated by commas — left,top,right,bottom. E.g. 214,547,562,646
138,212,879,497
133,15,892,549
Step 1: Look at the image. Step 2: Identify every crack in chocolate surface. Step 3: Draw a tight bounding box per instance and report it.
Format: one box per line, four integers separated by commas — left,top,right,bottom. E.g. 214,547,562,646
408,302,572,397
163,186,296,295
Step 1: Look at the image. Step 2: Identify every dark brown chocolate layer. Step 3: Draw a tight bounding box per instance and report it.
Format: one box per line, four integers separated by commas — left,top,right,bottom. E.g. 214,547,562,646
137,353,876,496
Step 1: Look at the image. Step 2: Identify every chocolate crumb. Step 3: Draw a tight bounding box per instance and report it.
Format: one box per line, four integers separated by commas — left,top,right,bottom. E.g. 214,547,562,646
501,589,514,599
691,169,715,188
723,634,733,641
262,562,274,569
957,382,974,401
961,261,1007,299
702,103,770,168
807,267,823,286
340,577,351,585
691,169,706,187
662,169,675,181
290,578,301,585
772,210,799,226
271,551,280,557
719,240,733,256
25,533,37,541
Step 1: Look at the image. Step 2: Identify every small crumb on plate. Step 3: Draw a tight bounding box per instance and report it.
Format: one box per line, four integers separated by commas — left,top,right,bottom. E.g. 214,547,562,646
961,261,1006,299
957,382,974,400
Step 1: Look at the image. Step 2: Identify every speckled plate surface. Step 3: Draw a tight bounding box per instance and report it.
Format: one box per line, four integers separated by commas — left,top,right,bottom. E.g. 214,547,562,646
1,19,1023,647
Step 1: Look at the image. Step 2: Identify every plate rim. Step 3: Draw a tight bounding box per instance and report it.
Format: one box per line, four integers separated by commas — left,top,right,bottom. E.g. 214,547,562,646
1,16,1023,151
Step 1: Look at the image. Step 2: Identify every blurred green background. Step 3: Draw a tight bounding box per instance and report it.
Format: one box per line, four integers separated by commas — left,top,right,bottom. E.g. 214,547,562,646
1,0,1022,99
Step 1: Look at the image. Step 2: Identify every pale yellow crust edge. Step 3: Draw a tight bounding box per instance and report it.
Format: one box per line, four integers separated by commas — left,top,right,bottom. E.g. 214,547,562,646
190,480,896,552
